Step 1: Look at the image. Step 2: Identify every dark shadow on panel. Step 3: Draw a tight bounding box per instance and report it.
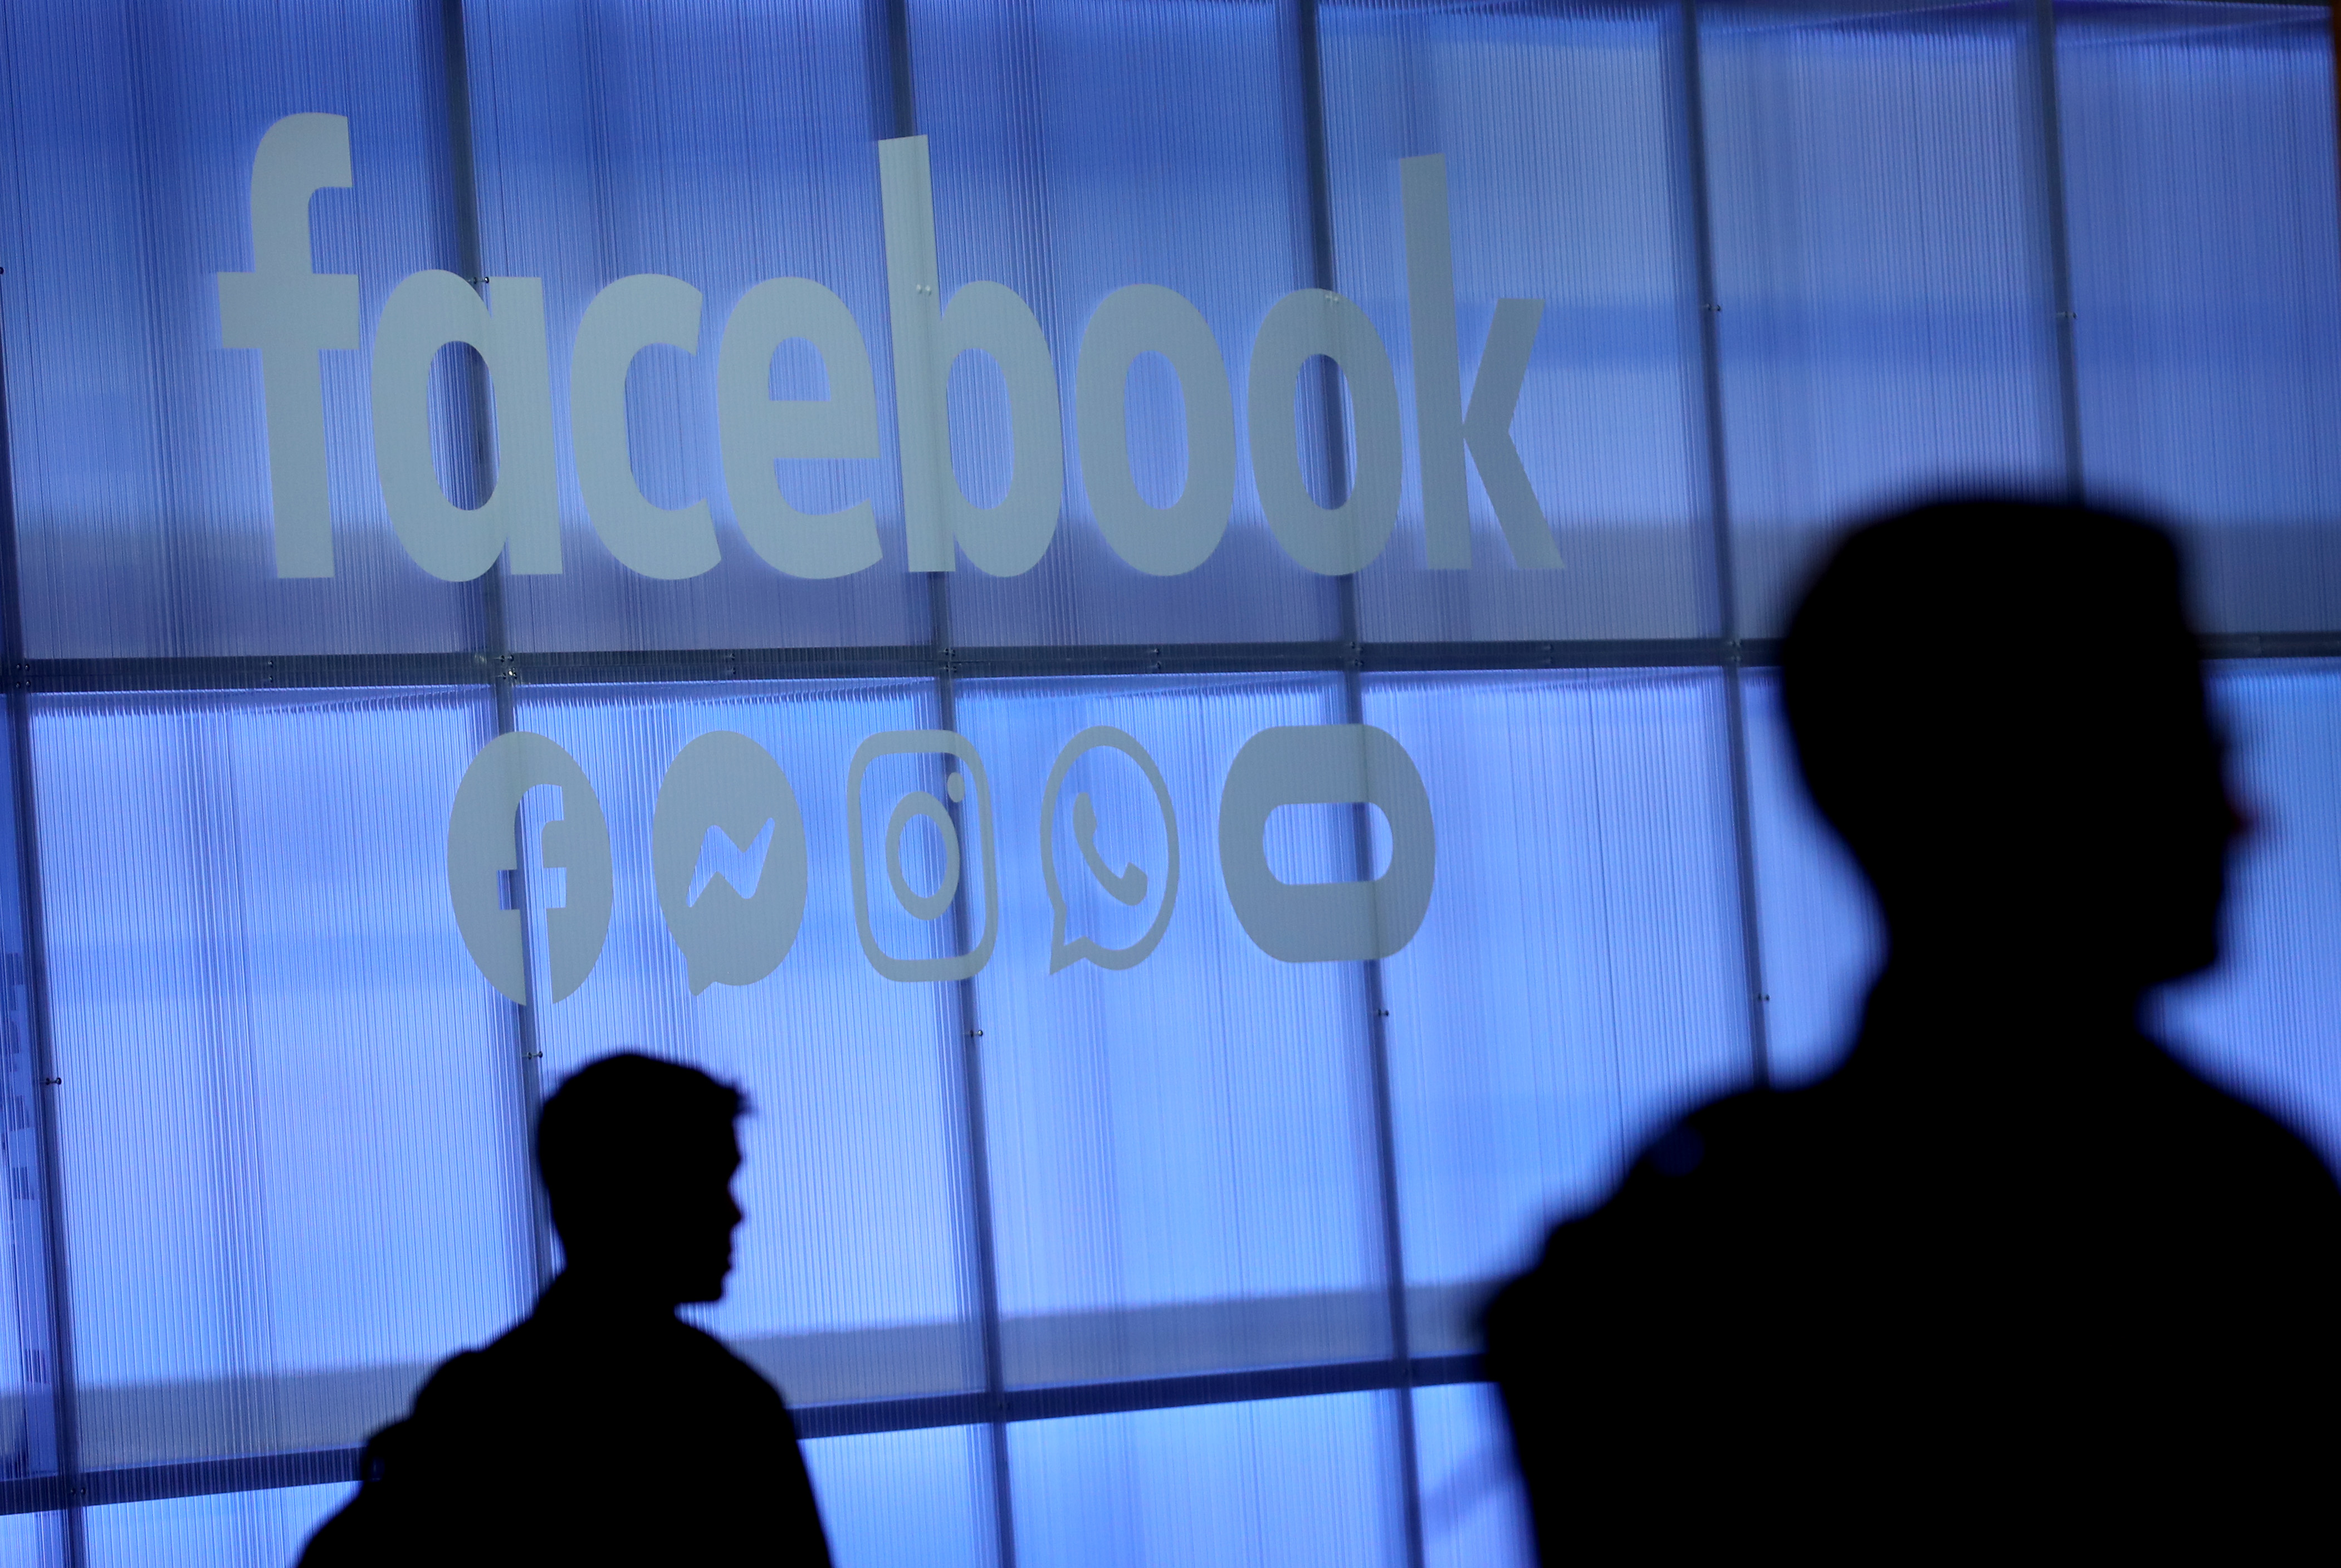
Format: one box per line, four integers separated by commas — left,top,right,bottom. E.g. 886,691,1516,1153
1486,499,2341,1555
297,1054,833,1566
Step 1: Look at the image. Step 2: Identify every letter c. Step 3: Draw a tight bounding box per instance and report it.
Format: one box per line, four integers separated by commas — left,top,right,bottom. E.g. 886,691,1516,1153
571,274,720,580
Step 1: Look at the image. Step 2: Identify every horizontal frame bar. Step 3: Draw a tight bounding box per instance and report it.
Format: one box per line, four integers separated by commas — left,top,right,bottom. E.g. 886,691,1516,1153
0,621,2323,1516
16,631,2338,696
16,639,1749,694
0,1354,1485,1517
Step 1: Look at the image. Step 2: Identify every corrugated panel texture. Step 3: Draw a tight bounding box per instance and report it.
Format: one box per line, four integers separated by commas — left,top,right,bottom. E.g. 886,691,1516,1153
510,680,978,1404
802,1426,993,1568
0,0,482,658
1008,1392,1402,1568
907,0,1346,646
959,675,1386,1385
0,707,49,1469
1326,0,1714,641
1703,0,2066,633
1741,668,1883,1086
2158,662,2341,1167
2059,2,2341,632
33,690,527,1468
83,1482,348,1568
1413,1383,1532,1568
466,0,931,653
1367,669,1751,1354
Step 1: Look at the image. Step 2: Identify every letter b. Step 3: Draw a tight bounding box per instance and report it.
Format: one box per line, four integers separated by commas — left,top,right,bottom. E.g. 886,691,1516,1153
879,136,1062,576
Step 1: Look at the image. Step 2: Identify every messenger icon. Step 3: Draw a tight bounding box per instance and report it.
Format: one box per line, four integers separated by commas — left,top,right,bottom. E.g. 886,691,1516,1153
1217,724,1434,963
651,731,808,996
1040,726,1180,973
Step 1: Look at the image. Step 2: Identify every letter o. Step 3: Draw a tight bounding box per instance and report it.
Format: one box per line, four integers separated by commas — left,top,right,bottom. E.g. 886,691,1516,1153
1245,290,1402,576
1074,285,1235,576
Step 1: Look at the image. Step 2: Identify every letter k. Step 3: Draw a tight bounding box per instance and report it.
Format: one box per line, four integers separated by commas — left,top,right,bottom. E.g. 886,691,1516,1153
1401,154,1562,571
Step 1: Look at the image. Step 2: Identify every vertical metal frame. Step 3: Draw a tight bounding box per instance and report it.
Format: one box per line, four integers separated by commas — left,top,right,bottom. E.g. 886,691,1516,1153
1676,0,1775,1093
2029,0,2086,502
437,0,557,1305
866,4,1022,1564
0,218,84,1568
1279,2,1428,1563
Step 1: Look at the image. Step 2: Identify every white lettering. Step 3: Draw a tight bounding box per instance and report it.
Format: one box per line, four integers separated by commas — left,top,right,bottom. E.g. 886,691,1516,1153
572,273,718,579
217,114,361,579
1074,285,1234,576
716,277,883,579
229,117,1546,592
879,135,1063,577
1402,154,1560,570
1246,290,1402,576
371,271,561,581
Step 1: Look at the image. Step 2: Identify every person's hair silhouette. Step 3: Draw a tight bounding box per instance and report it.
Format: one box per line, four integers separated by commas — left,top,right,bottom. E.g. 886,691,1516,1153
301,1054,832,1567
537,1052,746,1304
1484,501,2341,1556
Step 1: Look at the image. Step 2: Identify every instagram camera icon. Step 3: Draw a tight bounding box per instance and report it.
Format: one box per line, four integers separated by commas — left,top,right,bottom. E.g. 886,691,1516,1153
847,730,999,982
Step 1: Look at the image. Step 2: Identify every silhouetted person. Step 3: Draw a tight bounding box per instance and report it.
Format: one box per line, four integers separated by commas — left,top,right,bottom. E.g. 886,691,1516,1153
301,1054,832,1567
1484,502,2341,1556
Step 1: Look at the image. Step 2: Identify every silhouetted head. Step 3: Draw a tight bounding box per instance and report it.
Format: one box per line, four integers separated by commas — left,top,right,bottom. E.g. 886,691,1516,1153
536,1054,746,1306
1782,500,2238,1003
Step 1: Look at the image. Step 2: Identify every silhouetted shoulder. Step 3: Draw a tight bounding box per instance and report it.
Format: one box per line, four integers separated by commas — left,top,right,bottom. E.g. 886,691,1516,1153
1501,1080,1853,1265
1484,1038,2341,1555
301,1301,828,1567
2134,1042,2341,1187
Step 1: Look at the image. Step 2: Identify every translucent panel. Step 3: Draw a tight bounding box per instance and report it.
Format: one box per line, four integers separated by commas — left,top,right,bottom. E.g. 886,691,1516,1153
466,0,928,651
803,1425,991,1568
907,0,1344,646
1741,670,1882,1087
956,676,1386,1383
0,717,53,1476
1703,1,2066,634
84,1482,349,1568
2156,663,2341,1168
1010,1392,1402,1568
1325,0,1715,640
35,689,527,1467
0,1513,60,1568
0,0,485,658
509,682,975,1402
1413,1384,1532,1568
2058,3,2341,633
1366,670,1750,1352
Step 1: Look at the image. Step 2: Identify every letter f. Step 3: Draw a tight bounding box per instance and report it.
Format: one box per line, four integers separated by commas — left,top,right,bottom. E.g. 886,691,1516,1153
218,114,361,579
1402,155,1561,571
